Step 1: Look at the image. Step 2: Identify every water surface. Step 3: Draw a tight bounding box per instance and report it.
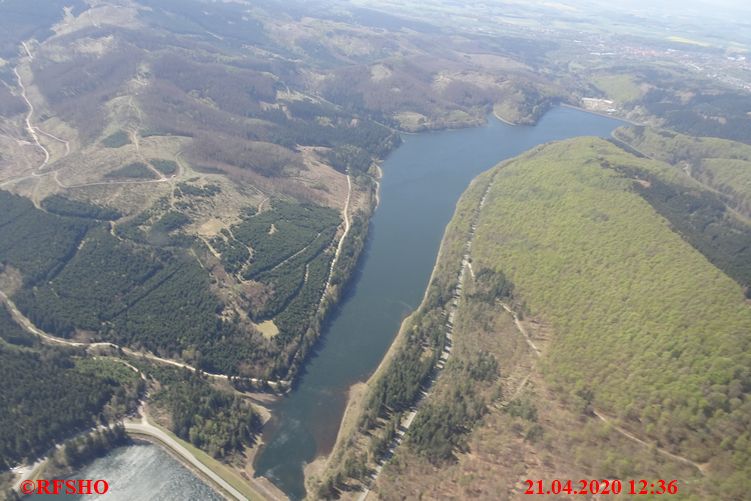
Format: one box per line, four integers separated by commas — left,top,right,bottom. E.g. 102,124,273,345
24,444,222,501
254,107,623,499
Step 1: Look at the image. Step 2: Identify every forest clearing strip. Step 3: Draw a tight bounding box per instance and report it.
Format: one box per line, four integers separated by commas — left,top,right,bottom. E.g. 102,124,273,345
610,130,749,222
592,410,707,475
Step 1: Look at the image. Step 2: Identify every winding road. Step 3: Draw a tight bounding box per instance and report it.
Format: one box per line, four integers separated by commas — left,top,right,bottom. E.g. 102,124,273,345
318,173,352,310
125,416,289,500
0,41,176,191
13,66,49,171
2,290,283,500
334,174,353,265
123,418,251,501
0,290,289,390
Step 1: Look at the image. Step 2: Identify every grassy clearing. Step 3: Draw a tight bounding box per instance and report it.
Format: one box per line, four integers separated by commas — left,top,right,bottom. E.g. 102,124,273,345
592,74,644,103
254,320,279,339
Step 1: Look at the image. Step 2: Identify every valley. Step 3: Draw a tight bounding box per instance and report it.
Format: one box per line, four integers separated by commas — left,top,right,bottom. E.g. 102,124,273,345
1,1,750,500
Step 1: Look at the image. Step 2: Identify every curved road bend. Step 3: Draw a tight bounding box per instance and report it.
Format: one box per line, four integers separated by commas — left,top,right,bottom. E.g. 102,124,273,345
124,420,254,501
0,290,289,389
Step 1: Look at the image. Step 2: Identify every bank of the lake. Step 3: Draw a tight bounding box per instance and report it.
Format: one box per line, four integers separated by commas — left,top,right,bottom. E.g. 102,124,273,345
254,107,624,500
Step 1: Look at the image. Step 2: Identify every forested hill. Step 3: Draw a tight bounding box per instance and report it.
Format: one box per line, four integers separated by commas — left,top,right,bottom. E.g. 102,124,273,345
613,125,751,218
0,302,143,472
469,138,751,498
0,190,334,380
331,137,751,500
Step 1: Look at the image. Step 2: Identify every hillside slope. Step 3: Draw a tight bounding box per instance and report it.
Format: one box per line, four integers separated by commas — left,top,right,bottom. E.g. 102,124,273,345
613,125,751,218
472,139,751,484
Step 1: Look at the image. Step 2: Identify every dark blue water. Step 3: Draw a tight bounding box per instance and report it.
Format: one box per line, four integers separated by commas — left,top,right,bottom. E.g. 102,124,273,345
254,107,623,499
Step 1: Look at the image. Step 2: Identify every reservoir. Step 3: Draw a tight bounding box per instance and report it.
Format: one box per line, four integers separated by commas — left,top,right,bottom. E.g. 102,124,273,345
24,443,222,500
254,107,623,499
38,108,621,500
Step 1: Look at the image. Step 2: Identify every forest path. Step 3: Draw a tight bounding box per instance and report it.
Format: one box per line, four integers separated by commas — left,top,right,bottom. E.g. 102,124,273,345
2,44,69,190
14,66,49,171
500,296,708,477
593,410,708,475
0,290,288,390
318,173,352,309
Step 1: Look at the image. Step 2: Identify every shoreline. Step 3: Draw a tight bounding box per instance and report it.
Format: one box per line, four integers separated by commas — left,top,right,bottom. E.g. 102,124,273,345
127,436,237,501
252,165,381,491
492,109,520,126
559,102,643,126
303,106,656,495
273,147,388,390
494,102,641,128
124,417,288,501
123,430,247,500
305,166,498,495
8,394,283,500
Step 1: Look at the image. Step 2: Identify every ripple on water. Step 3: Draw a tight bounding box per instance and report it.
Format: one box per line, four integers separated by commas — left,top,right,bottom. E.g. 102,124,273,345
24,444,223,501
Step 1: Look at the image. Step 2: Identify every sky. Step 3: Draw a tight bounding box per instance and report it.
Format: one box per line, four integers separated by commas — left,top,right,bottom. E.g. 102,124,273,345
583,0,751,17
